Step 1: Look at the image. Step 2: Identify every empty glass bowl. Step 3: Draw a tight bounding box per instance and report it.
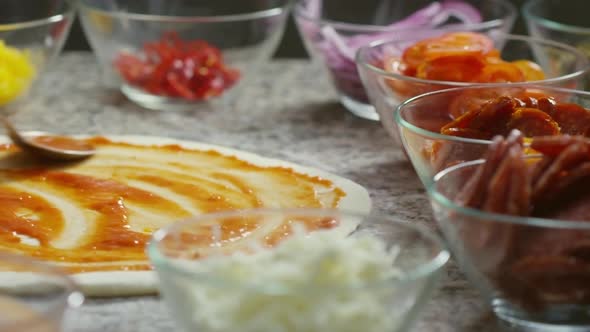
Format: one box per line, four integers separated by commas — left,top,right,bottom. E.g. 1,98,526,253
0,0,74,114
430,159,590,330
0,253,83,331
294,0,516,121
149,208,449,332
357,33,589,143
395,85,590,186
78,0,291,111
524,0,590,58
523,0,590,91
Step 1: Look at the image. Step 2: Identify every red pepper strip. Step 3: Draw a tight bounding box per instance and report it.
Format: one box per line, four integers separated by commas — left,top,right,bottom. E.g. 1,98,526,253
167,73,196,99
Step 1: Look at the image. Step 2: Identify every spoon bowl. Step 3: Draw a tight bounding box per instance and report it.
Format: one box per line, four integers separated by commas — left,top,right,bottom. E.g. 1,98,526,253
2,119,95,161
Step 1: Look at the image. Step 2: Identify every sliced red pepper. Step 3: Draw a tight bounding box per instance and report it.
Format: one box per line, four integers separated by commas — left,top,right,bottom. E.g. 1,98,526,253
113,32,241,101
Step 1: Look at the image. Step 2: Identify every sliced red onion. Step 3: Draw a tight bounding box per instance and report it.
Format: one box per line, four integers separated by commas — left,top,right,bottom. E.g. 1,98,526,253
320,26,357,60
299,0,484,103
383,2,444,30
344,1,483,53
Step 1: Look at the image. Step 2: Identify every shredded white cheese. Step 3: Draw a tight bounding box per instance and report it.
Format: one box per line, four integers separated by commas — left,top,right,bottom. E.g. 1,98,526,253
162,230,406,332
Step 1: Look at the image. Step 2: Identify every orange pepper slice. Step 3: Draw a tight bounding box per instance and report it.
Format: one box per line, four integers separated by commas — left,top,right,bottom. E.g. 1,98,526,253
402,32,493,70
511,60,546,81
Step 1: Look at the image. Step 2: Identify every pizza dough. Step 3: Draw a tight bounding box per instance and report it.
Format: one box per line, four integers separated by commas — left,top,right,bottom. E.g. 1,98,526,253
0,135,371,296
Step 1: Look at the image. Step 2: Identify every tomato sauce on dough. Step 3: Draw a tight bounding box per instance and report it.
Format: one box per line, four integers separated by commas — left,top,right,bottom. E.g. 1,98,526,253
0,138,346,273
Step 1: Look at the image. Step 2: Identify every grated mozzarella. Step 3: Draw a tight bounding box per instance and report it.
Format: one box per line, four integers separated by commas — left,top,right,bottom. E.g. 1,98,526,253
166,230,406,332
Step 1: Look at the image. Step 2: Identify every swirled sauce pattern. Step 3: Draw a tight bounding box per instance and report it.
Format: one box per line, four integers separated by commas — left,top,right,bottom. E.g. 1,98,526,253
0,138,346,273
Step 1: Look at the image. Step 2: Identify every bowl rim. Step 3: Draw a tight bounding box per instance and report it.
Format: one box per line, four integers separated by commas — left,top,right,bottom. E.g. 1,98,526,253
356,33,590,86
523,0,590,35
394,84,590,146
293,0,517,33
147,208,450,294
428,158,590,229
0,1,74,31
77,0,292,23
0,252,84,330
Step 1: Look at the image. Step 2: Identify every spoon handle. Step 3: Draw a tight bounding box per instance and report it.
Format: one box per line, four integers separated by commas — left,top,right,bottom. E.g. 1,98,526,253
1,117,26,147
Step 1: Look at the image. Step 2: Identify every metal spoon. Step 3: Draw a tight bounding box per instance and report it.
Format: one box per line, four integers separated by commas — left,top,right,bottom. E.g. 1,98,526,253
2,118,95,161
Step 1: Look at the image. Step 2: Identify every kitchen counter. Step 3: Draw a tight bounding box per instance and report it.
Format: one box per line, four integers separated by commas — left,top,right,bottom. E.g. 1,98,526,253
20,52,498,332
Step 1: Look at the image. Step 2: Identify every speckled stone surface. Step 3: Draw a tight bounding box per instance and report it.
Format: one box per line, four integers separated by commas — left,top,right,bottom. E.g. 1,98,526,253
17,52,506,332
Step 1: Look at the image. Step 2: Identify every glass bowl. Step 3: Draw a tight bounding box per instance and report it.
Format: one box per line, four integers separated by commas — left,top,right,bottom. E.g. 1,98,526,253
294,0,517,121
430,159,590,330
357,33,589,141
523,0,590,78
78,0,291,111
0,253,84,331
395,85,590,186
148,208,449,332
0,0,74,114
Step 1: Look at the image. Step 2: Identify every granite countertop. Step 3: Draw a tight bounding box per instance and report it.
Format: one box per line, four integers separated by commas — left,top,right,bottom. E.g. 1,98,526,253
17,52,500,332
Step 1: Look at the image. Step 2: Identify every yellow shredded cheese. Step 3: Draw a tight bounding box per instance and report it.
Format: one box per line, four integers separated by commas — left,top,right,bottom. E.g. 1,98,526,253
162,230,404,332
0,40,36,106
